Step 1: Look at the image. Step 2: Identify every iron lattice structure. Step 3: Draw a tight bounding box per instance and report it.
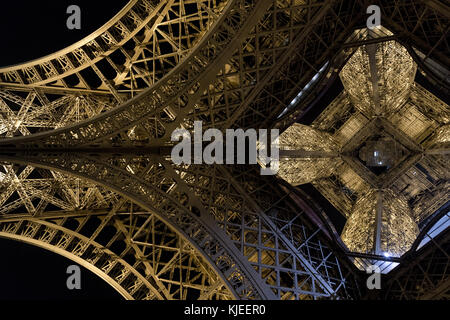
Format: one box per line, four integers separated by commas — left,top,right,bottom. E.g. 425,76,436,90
277,31,448,264
0,0,448,299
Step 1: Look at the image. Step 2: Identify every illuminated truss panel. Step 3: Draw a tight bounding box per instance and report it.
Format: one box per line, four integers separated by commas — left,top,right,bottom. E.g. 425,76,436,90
341,189,419,257
428,124,450,147
389,102,437,142
338,163,370,195
389,83,449,144
409,84,450,125
277,124,340,185
279,123,337,151
333,112,369,147
312,162,372,219
277,158,340,186
0,93,118,137
340,39,417,117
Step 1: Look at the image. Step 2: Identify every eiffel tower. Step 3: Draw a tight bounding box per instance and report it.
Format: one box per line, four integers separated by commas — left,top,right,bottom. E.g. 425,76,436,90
0,0,448,300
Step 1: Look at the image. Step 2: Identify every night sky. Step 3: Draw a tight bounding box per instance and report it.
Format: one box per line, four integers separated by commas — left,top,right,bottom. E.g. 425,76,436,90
0,238,122,299
1,1,128,67
0,1,128,299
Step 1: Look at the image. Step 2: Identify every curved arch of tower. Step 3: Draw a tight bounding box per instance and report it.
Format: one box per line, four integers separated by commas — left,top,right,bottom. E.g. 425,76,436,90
0,0,448,300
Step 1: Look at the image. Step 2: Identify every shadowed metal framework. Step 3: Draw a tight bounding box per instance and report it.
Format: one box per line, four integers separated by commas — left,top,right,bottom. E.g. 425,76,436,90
0,0,448,300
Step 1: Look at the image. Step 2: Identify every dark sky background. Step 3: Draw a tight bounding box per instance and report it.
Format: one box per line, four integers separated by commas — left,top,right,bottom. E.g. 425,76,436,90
0,1,128,299
1,1,128,67
0,238,122,300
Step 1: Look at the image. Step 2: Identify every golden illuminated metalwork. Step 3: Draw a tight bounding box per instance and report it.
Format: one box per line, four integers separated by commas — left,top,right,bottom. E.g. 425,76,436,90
279,123,337,151
0,0,448,299
341,189,418,257
277,124,341,185
341,33,417,117
277,27,449,261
